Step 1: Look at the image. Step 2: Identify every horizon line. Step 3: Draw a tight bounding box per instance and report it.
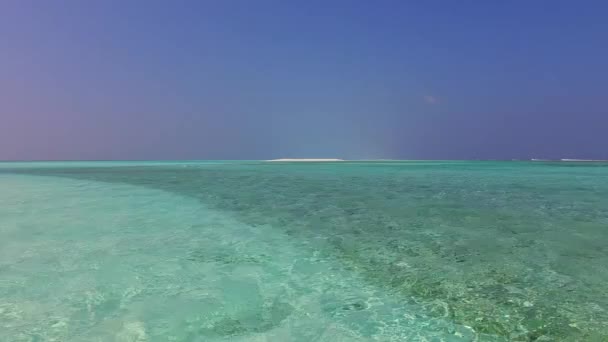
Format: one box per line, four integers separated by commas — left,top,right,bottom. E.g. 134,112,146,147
2,159,607,163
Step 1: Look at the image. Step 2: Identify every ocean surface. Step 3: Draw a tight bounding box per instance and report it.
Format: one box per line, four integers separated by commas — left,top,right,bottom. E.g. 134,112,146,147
1,161,607,341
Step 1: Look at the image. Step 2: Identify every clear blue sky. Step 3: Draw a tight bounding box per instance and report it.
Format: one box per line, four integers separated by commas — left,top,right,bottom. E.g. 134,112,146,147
1,0,607,160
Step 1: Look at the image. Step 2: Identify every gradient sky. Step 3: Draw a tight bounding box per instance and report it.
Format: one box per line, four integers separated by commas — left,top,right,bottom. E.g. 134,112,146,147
1,0,607,160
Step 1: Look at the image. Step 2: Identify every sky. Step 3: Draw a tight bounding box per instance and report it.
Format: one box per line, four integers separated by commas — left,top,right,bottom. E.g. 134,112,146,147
1,0,607,160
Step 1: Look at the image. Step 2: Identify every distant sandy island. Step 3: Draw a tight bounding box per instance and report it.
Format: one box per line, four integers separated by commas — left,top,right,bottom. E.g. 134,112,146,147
532,159,608,162
266,158,345,162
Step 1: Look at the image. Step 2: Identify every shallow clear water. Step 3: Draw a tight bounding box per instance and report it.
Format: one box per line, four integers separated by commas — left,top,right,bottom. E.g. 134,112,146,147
1,161,607,341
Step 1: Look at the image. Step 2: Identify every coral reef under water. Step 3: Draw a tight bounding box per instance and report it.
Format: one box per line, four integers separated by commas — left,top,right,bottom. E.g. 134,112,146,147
2,161,608,340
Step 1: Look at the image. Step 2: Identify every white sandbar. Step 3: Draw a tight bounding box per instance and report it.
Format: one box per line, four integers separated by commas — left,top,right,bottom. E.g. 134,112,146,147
266,159,345,162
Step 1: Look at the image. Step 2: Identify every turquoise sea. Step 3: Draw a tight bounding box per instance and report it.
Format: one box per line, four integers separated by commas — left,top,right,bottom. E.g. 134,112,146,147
1,161,607,341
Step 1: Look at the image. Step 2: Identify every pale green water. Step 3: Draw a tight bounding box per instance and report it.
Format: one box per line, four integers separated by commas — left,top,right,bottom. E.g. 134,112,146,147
1,161,607,341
